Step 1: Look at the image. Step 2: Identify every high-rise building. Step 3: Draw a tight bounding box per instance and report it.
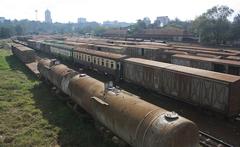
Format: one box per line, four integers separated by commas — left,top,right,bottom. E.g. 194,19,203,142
45,9,52,23
0,17,5,23
154,16,170,27
77,17,87,24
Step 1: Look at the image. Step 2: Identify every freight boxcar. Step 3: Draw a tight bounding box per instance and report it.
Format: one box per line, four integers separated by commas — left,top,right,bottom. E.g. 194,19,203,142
11,44,36,63
42,43,74,61
73,48,127,80
172,54,240,75
158,50,188,63
11,43,39,75
123,58,240,117
90,44,125,54
124,45,163,61
175,48,238,57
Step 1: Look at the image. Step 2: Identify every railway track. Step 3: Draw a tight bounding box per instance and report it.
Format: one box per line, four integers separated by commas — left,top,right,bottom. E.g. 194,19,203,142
199,131,234,147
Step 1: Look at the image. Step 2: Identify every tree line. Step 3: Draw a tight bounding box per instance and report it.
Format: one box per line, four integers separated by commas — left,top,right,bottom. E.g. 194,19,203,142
128,5,240,45
0,5,240,45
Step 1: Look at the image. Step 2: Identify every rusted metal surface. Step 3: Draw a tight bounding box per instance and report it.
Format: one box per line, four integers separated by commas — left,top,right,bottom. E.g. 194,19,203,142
26,62,40,75
175,48,238,56
195,53,221,58
158,50,188,62
11,43,40,76
38,59,77,93
75,48,127,60
68,75,199,147
172,45,221,52
172,54,240,75
172,54,240,67
225,56,240,61
172,54,213,71
124,45,163,61
37,59,199,147
11,43,36,63
123,58,240,116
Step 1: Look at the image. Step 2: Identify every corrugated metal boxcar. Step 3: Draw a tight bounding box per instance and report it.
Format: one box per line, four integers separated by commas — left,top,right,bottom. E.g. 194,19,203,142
11,44,36,63
123,58,240,116
158,50,188,63
90,44,125,54
41,43,74,60
124,45,163,61
175,48,238,57
172,54,240,75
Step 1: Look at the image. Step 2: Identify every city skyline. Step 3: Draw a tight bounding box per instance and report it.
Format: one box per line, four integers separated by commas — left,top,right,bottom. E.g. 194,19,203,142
0,0,240,23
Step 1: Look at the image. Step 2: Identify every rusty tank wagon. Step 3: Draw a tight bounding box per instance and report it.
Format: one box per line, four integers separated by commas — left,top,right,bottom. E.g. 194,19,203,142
37,58,199,147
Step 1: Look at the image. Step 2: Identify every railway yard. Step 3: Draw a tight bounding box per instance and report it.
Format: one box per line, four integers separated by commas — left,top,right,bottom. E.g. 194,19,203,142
1,36,240,146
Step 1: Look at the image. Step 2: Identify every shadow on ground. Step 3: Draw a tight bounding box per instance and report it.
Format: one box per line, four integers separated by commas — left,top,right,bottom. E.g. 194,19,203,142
5,55,36,82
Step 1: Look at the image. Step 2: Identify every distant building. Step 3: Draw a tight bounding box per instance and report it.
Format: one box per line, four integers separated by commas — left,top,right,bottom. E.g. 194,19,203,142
102,20,132,28
154,16,170,27
102,28,128,37
45,9,52,23
136,26,197,42
78,17,87,24
0,17,5,23
143,17,151,26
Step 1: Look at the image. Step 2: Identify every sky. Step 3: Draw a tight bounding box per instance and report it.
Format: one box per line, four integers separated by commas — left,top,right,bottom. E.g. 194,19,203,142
0,0,240,23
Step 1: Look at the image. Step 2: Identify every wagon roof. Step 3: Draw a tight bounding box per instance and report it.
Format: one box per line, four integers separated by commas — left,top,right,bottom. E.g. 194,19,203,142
91,44,124,50
175,48,238,56
163,50,188,54
123,44,170,50
13,44,33,51
173,54,240,67
125,58,240,82
63,41,87,46
75,48,127,59
43,42,74,49
172,45,220,52
226,56,240,61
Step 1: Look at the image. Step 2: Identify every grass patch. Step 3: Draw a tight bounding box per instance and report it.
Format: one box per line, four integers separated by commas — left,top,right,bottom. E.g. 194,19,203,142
0,42,118,146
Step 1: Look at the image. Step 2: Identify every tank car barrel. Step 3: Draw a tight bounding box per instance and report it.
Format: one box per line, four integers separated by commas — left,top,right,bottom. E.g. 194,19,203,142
37,58,199,147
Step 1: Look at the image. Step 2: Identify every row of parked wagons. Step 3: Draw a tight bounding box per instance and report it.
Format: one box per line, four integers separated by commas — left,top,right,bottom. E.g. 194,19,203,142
16,36,240,76
44,39,240,76
13,39,240,117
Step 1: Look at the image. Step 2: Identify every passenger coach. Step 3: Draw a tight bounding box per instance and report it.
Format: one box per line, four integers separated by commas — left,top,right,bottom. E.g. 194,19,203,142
73,48,127,80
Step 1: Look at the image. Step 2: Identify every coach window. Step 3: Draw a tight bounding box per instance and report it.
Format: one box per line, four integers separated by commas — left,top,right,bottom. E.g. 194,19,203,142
85,54,87,61
82,54,84,60
79,53,82,60
93,57,96,64
141,48,144,56
106,60,109,68
97,58,100,65
80,53,83,60
102,58,104,66
110,61,114,69
117,63,120,70
88,56,90,62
